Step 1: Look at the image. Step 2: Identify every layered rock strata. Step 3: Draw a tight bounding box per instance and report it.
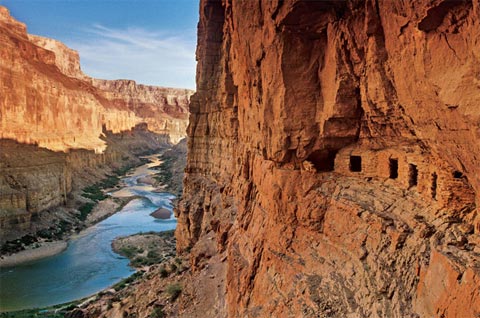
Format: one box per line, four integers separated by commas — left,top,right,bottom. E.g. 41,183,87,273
176,0,480,317
0,7,191,241
91,80,191,144
0,6,193,153
0,126,170,243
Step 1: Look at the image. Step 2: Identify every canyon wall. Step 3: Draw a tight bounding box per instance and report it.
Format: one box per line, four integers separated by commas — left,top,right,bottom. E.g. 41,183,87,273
91,79,192,144
0,6,191,242
176,0,480,317
0,126,170,243
0,6,192,153
0,6,134,153
28,33,193,144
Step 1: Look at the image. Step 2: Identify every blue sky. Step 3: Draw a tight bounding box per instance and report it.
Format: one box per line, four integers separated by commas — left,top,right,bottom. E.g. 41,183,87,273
1,0,199,89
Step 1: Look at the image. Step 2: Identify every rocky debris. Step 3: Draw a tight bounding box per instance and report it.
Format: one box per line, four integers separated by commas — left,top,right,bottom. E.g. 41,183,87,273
173,0,480,317
79,239,191,318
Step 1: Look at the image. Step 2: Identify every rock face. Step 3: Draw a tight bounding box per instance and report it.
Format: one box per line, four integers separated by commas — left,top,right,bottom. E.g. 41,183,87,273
0,6,191,241
91,79,191,144
176,1,480,317
0,6,192,153
0,126,169,243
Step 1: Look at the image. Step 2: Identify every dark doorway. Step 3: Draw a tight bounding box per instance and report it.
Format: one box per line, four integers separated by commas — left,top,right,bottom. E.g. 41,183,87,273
408,164,418,187
307,149,337,172
431,172,438,199
350,155,362,172
389,158,398,179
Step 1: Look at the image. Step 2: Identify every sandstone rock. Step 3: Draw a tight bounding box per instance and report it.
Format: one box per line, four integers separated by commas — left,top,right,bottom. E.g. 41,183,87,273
0,128,168,243
175,0,480,317
91,79,192,144
0,6,192,153
0,6,192,239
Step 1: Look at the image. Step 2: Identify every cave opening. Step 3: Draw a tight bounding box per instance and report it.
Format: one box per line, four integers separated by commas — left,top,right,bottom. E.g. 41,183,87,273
431,172,438,199
408,164,418,187
349,155,362,172
306,149,337,172
389,158,398,179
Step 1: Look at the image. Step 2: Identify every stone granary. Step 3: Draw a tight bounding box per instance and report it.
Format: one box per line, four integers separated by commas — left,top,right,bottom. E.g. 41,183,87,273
335,145,476,217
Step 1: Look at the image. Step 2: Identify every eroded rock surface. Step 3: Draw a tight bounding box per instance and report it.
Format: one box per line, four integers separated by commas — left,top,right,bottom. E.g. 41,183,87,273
0,7,191,242
175,1,480,317
0,6,193,153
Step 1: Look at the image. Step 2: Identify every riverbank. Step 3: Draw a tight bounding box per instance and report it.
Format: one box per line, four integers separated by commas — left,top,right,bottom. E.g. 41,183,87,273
0,196,125,268
112,230,177,269
152,138,187,197
0,241,67,268
76,233,190,318
0,152,180,313
0,150,169,267
0,232,184,318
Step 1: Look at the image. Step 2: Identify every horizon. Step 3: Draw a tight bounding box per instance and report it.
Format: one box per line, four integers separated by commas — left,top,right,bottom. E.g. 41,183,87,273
0,0,199,89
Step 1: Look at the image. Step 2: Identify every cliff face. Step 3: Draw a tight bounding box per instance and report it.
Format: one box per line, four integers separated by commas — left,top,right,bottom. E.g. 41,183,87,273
177,1,480,317
0,6,191,241
0,125,171,243
0,6,192,153
91,79,192,144
0,7,134,153
28,34,88,80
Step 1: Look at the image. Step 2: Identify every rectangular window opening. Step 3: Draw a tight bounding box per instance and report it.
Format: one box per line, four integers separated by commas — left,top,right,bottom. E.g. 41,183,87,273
349,155,362,172
409,164,418,187
389,158,398,179
431,172,437,199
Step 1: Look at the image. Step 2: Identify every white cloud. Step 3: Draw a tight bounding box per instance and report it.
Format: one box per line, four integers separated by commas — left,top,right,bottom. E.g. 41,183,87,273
66,24,196,89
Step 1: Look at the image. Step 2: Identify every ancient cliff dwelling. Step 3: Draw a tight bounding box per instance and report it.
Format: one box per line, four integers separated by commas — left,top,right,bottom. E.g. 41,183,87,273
1,0,480,317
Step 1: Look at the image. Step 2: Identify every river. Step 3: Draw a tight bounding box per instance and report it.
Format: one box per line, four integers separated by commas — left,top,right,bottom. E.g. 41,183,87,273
0,155,176,312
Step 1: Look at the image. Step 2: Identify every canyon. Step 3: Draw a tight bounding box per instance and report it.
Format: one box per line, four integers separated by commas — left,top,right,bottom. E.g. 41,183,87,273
76,1,480,317
2,1,480,318
0,6,192,243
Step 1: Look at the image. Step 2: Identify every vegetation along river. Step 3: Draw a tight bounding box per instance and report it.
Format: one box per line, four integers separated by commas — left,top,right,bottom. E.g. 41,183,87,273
0,155,176,312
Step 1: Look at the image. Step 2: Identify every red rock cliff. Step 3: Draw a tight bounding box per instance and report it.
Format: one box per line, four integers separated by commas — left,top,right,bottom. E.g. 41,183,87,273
0,6,192,152
176,1,480,317
91,79,192,144
0,6,191,242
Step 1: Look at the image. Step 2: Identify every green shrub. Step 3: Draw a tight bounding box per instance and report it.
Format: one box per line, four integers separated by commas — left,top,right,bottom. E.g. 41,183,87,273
78,203,95,220
82,184,106,201
159,267,169,278
147,251,158,259
112,271,143,291
113,163,136,176
99,175,120,188
119,246,137,258
131,256,147,267
165,283,182,301
150,306,165,318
